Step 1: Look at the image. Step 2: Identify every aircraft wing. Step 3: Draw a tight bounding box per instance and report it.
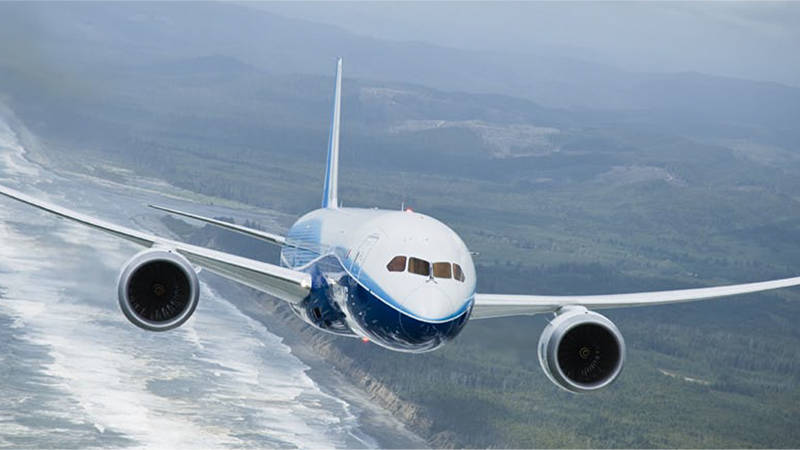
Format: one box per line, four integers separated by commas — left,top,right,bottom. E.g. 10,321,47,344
472,276,800,319
0,185,311,303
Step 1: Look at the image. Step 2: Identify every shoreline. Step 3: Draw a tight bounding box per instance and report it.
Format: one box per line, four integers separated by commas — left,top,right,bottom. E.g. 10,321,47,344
0,112,436,448
203,273,438,449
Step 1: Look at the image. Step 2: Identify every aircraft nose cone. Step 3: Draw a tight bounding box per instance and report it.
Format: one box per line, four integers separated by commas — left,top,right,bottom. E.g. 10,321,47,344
404,283,460,321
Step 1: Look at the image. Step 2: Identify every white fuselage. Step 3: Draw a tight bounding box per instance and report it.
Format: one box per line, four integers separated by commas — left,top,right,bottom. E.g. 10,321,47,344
280,207,477,351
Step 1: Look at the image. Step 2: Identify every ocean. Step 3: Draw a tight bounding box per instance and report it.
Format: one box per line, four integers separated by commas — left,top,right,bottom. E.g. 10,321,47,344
0,113,422,448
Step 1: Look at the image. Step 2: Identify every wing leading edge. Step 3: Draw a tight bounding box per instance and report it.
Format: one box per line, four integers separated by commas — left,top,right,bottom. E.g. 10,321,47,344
472,276,800,319
0,185,310,303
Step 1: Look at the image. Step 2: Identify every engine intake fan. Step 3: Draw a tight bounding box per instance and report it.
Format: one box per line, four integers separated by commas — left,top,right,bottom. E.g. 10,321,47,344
117,249,199,331
538,306,625,393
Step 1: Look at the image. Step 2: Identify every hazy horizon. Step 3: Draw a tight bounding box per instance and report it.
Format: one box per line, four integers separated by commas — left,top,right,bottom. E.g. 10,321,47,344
0,2,798,448
250,1,800,87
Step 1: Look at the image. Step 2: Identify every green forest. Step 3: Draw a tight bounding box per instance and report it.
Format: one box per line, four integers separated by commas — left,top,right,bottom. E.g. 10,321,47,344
2,3,799,446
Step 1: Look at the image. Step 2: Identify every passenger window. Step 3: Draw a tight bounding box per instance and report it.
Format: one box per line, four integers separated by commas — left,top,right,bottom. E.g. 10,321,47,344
408,257,431,276
433,262,452,279
453,264,465,282
386,256,406,272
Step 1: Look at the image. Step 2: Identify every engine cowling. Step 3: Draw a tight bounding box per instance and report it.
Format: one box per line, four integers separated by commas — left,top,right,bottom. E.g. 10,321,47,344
117,249,199,331
538,306,625,393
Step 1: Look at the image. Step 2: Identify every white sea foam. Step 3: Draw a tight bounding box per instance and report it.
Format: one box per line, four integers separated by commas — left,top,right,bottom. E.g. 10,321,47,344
0,114,384,448
0,195,366,448
0,120,39,179
179,283,372,448
0,214,236,447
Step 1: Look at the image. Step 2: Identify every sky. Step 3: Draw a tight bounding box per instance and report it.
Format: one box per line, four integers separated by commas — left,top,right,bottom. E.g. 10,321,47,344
249,2,800,87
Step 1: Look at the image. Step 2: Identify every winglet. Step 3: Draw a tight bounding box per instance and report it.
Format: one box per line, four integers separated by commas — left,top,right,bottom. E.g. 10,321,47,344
322,57,343,209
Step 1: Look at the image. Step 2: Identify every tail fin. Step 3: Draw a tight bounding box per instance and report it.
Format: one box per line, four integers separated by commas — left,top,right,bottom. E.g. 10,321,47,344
322,57,343,209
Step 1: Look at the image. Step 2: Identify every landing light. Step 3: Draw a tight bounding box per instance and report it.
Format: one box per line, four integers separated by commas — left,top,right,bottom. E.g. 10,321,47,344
405,207,413,213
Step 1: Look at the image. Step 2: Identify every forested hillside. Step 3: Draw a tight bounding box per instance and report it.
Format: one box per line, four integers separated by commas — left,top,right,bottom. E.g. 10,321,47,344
1,2,799,447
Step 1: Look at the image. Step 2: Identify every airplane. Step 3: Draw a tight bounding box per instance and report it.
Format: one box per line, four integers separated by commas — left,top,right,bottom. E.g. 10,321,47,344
1,58,799,393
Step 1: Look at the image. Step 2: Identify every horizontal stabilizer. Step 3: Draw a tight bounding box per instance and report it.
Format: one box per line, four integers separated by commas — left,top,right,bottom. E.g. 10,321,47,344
149,204,286,246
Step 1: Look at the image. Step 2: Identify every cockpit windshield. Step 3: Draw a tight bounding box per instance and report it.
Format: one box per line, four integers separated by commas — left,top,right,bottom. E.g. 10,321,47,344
386,256,406,272
453,263,465,282
408,257,431,276
432,262,451,279
386,256,465,282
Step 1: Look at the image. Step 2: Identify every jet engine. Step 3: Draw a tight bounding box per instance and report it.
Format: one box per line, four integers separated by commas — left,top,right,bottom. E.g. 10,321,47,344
117,249,199,331
538,306,625,393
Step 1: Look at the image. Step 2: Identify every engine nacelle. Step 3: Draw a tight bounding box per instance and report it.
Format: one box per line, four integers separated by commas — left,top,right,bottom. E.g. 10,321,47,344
117,249,199,331
538,306,625,393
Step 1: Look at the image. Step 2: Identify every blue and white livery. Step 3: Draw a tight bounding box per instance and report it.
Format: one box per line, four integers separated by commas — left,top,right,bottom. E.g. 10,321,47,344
281,206,476,352
2,58,799,392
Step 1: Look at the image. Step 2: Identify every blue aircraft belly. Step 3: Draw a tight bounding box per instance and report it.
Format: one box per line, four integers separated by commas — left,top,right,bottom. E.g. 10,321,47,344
343,278,470,352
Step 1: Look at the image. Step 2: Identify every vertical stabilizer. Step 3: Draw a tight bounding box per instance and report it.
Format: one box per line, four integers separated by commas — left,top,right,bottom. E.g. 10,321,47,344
322,58,343,209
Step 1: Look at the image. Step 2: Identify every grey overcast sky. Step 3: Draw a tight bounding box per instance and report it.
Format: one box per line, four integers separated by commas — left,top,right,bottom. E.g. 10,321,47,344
248,2,800,87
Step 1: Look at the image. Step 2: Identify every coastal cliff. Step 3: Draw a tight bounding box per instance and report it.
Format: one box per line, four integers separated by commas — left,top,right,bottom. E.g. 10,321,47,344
232,286,461,449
